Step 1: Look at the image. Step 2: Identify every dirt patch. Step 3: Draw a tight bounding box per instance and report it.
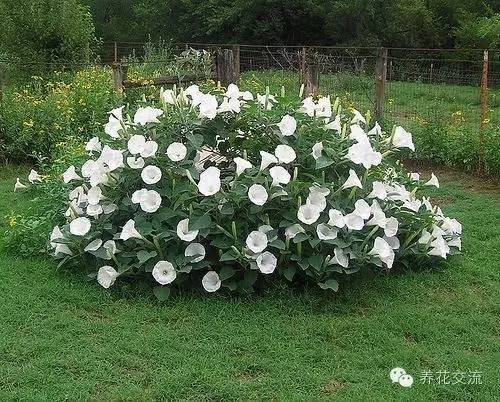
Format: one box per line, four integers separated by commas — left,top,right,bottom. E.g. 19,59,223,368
322,379,346,394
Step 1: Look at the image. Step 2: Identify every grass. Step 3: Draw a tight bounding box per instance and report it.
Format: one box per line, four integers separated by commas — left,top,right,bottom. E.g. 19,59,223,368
0,165,499,400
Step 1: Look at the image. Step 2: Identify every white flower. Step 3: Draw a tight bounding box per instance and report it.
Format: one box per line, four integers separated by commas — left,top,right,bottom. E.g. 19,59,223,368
218,97,241,113
97,266,119,288
133,106,163,125
392,126,415,151
330,247,349,268
234,157,252,176
131,188,148,204
62,165,81,183
103,240,117,257
198,166,221,196
441,218,462,235
81,160,108,187
277,114,297,136
383,235,400,250
99,145,123,171
105,106,125,138
419,229,432,245
102,203,117,214
368,181,387,200
347,140,382,169
134,189,161,213
328,209,345,228
256,251,277,274
300,97,316,116
428,236,450,258
312,142,323,160
141,165,162,184
316,96,332,118
120,219,142,240
369,237,395,268
202,271,221,292
86,204,103,217
152,260,177,285
306,192,327,212
447,236,462,250
14,178,27,191
309,185,330,197
87,186,102,205
198,94,218,119
354,199,371,220
176,218,199,242
85,137,102,153
166,142,188,161
325,114,341,131
69,186,84,200
297,204,321,225
425,173,440,188
316,223,338,240
384,217,399,237
84,239,103,252
260,151,278,170
366,200,387,227
342,169,363,189
28,169,42,183
368,122,382,136
246,231,268,253
409,172,420,181
185,243,206,263
69,217,91,236
274,144,296,164
127,135,158,158
127,156,145,169
248,184,268,206
161,89,176,104
351,109,366,125
344,213,364,230
256,93,276,109
285,224,305,239
349,124,369,143
50,226,73,256
225,83,240,98
269,166,291,186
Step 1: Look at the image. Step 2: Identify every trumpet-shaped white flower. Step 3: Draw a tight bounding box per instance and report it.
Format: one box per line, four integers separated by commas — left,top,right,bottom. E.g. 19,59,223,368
97,266,119,288
425,173,439,188
383,235,400,250
285,224,305,239
328,209,345,228
161,89,176,104
105,106,125,138
256,93,276,110
325,114,341,131
274,144,296,164
342,169,363,189
269,166,291,186
103,240,117,257
81,160,108,187
297,204,321,225
28,169,42,183
14,178,27,191
127,156,145,169
447,236,462,250
127,135,158,158
85,137,102,153
225,83,240,98
392,126,415,151
152,260,177,285
102,203,117,215
120,219,142,240
218,96,241,113
84,239,103,252
316,96,332,118
316,223,338,240
330,247,349,268
87,186,102,205
62,165,81,183
134,106,163,125
248,184,268,206
99,145,123,171
384,217,399,237
354,199,371,220
246,231,268,253
368,122,382,136
306,192,327,212
409,172,420,181
351,109,366,125
202,271,221,292
419,229,432,245
185,243,206,263
198,166,221,196
369,237,395,268
141,165,162,184
309,185,330,197
366,200,387,227
368,181,387,200
133,189,161,213
86,204,103,218
50,226,73,256
198,94,218,119
300,97,316,116
177,218,199,242
256,251,277,274
260,151,278,170
441,217,462,235
312,142,323,160
347,140,382,169
428,235,450,258
70,217,91,236
344,213,364,230
166,142,187,161
277,114,297,136
234,157,252,176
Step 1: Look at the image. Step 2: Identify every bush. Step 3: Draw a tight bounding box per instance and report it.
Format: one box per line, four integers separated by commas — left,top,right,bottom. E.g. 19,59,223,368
0,67,118,162
20,84,462,299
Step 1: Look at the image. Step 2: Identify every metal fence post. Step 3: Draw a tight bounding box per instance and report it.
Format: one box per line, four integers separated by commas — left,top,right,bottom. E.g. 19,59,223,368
479,49,489,174
374,47,388,122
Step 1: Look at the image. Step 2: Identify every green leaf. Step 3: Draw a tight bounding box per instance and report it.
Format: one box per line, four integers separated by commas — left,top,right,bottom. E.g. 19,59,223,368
153,286,171,301
308,254,323,271
315,156,334,169
293,233,309,243
137,250,157,264
283,266,296,281
318,279,339,292
187,133,204,148
269,239,286,250
309,238,321,248
190,214,212,230
211,237,233,249
242,270,258,288
220,250,238,261
297,259,309,270
219,202,234,215
219,266,236,280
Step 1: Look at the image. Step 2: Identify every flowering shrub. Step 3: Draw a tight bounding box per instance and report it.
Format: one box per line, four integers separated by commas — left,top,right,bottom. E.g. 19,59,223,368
20,83,462,298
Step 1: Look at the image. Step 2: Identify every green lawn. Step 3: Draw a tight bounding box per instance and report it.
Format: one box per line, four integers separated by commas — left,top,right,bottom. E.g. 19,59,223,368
0,165,499,400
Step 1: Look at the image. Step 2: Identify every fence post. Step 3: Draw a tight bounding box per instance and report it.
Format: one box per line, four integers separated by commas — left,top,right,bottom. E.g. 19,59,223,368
216,48,235,87
114,42,118,63
478,49,489,174
232,45,240,82
374,47,388,122
112,62,124,95
300,47,318,95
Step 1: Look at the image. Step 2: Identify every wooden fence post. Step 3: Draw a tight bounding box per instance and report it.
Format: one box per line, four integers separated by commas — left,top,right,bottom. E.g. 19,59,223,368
300,47,318,96
216,48,235,87
478,50,489,174
112,62,125,95
232,45,240,82
374,47,388,122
